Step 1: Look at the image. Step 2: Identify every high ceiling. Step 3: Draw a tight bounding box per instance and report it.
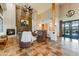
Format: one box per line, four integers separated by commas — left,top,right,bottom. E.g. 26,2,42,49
15,3,52,15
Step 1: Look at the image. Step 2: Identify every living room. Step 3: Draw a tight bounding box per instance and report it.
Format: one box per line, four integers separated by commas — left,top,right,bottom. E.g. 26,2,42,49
0,3,79,56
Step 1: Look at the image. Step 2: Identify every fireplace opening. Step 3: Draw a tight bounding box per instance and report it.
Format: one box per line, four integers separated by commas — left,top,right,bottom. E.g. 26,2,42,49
7,29,15,35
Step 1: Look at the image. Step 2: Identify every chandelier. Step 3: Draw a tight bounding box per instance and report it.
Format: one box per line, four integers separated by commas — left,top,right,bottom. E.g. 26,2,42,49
23,4,33,14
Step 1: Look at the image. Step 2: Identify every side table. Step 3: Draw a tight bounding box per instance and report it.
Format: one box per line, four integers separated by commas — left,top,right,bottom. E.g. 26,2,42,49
0,35,8,45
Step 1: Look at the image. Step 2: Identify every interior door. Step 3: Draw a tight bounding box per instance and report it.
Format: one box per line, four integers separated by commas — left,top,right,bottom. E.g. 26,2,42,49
41,24,48,30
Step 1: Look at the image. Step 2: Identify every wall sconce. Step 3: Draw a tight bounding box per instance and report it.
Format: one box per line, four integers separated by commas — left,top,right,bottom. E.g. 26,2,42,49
49,23,52,31
49,23,52,27
37,24,42,30
39,24,42,27
55,22,57,26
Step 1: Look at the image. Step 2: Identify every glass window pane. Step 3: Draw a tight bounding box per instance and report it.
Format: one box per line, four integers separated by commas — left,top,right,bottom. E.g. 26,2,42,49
0,17,3,32
72,21,78,36
65,22,70,35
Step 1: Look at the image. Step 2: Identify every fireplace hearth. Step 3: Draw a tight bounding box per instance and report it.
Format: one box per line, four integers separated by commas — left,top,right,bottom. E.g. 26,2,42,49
7,29,15,35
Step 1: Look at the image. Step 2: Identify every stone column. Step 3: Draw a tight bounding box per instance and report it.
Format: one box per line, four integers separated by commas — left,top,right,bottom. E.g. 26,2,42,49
52,3,56,31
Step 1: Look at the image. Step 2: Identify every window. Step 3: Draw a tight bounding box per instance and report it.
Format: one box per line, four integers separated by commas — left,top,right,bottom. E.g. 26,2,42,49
0,16,3,32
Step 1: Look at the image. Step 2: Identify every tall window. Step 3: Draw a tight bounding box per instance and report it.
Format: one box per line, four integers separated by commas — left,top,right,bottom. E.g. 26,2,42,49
0,16,3,32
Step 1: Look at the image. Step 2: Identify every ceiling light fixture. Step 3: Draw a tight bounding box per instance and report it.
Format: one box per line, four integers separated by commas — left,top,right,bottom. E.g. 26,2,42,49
23,4,33,14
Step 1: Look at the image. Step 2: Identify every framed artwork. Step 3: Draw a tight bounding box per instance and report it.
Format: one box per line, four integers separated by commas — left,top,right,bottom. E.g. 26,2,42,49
21,19,29,26
66,10,75,17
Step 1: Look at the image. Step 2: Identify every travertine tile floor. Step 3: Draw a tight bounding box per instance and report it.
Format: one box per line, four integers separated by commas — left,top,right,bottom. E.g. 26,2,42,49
0,36,79,56
60,37,79,56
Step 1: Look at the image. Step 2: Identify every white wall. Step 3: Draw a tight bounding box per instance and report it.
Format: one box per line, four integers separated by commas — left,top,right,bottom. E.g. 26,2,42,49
60,3,79,21
32,9,38,31
37,8,53,31
55,4,60,36
3,3,16,35
34,4,60,37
